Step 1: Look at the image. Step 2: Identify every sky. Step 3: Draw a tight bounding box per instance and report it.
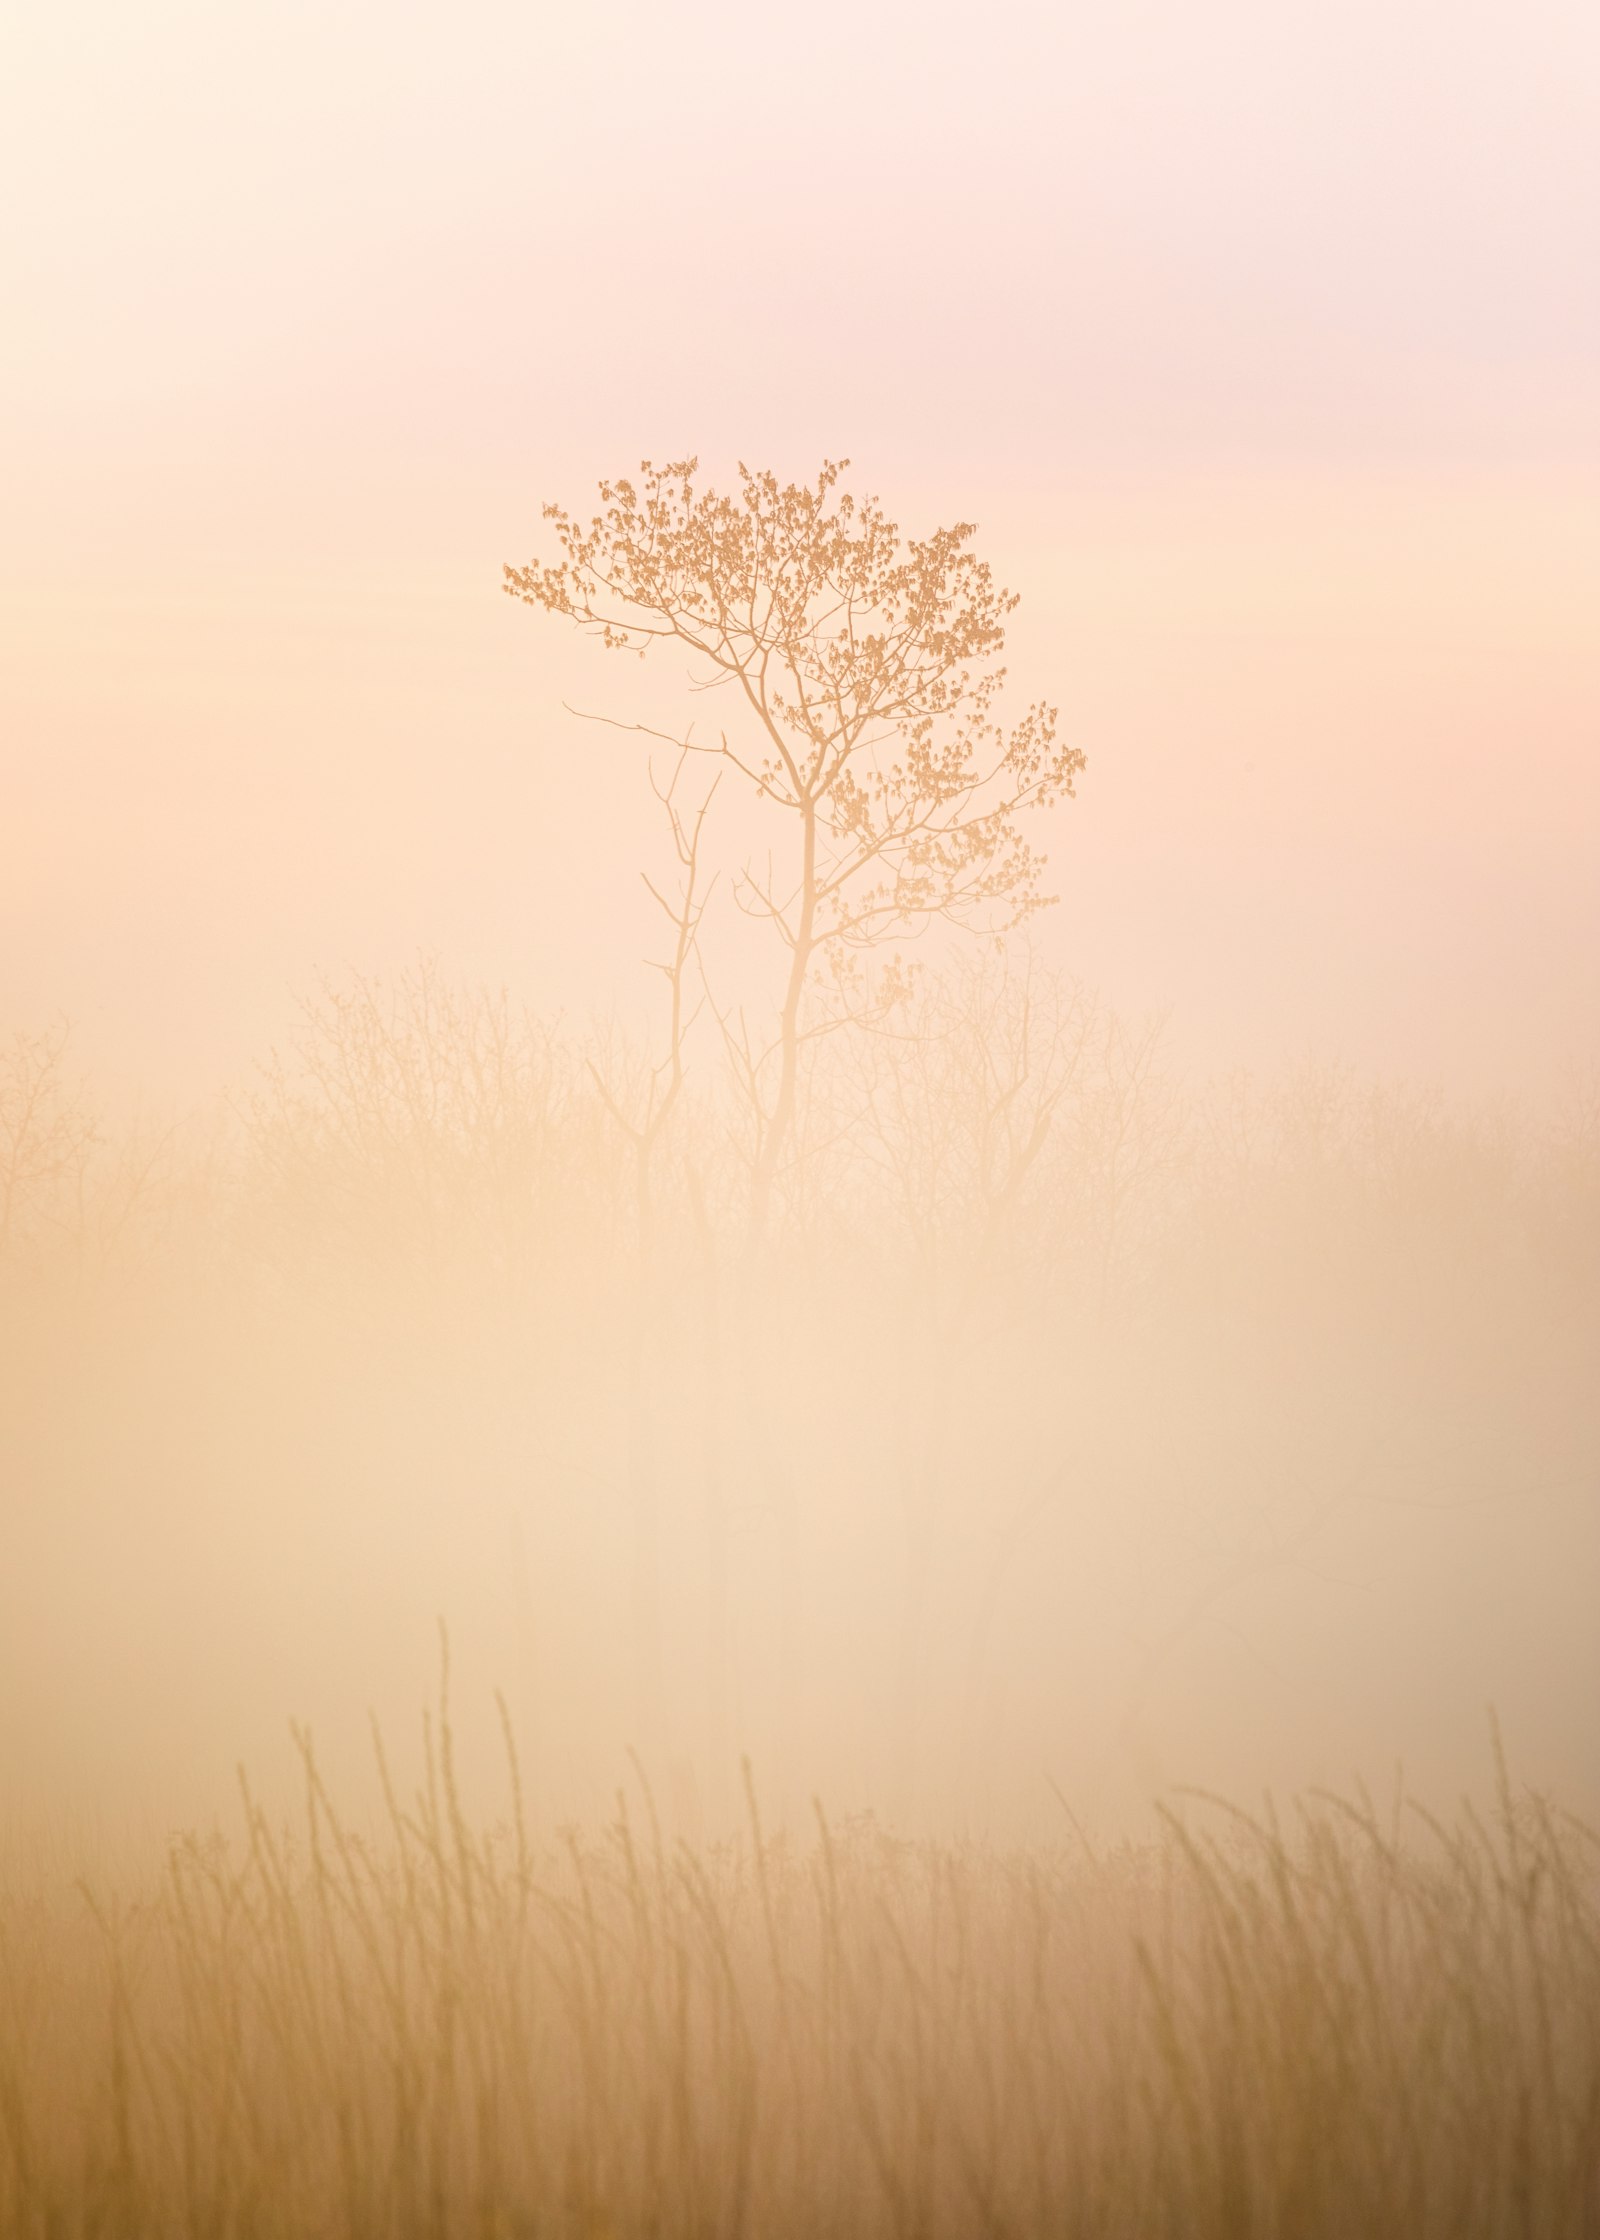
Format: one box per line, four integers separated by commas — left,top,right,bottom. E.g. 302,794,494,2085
3,0,1597,1104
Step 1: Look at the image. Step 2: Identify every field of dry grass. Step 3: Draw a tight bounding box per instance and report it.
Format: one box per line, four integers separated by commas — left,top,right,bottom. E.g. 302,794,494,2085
3,1713,1596,2240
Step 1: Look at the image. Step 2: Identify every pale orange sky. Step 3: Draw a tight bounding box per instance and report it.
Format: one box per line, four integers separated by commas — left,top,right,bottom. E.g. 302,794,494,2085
3,0,1596,1102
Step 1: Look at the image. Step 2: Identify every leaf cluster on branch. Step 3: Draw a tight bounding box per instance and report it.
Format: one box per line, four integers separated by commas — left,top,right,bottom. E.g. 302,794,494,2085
504,458,1085,955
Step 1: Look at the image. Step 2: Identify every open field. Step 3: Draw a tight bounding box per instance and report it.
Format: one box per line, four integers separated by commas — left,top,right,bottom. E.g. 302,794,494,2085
5,975,1598,2239
8,7,1600,2232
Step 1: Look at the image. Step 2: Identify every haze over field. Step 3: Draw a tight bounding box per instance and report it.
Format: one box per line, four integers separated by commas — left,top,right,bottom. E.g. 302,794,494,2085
1,6,1598,2233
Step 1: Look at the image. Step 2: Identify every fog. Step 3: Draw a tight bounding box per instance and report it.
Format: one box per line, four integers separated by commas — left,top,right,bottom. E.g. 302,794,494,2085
4,941,1597,1850
3,9,1598,2229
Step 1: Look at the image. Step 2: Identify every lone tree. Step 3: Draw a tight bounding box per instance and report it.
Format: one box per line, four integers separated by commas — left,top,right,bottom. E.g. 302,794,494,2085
505,457,1084,1237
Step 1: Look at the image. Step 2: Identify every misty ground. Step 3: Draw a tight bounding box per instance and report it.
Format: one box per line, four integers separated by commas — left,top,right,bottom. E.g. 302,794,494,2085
3,959,1597,2234
5,958,1596,1827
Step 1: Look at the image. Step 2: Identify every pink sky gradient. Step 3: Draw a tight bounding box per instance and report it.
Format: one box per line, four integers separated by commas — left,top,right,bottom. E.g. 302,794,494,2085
3,0,1596,1103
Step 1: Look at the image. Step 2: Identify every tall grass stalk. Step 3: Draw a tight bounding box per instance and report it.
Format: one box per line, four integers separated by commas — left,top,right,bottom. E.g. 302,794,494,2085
3,1720,1596,2238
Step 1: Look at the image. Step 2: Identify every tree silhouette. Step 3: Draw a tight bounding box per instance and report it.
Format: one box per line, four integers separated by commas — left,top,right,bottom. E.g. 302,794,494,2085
506,457,1084,1240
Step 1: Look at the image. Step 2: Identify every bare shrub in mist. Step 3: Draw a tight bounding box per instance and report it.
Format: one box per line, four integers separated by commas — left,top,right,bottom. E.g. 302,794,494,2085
0,1024,99,1263
241,962,611,1299
0,1024,178,1295
1,1709,1595,2239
